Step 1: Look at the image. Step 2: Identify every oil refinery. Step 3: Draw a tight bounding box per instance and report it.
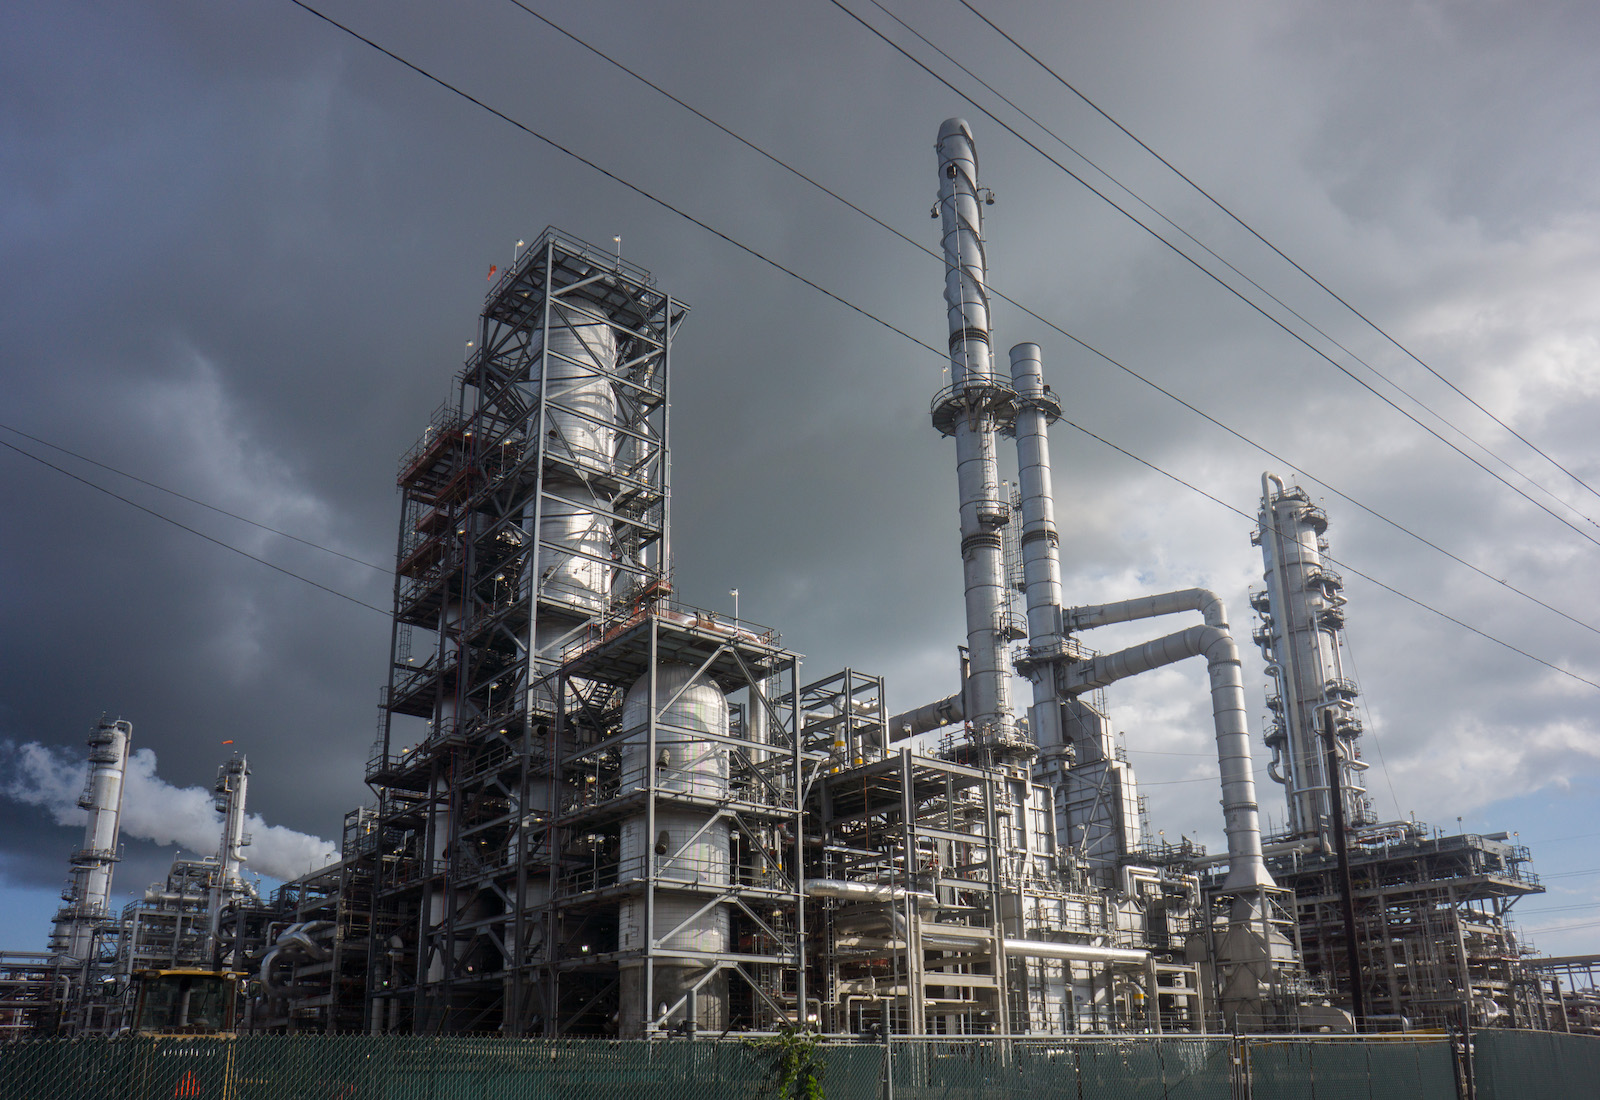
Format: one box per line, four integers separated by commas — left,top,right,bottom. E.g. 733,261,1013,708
1,119,1593,1042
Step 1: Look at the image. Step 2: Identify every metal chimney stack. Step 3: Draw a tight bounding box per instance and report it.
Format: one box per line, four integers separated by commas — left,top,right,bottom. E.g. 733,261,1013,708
1008,343,1067,752
49,718,131,962
931,118,1020,754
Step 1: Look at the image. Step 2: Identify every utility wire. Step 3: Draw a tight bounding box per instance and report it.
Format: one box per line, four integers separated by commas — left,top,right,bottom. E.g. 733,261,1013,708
0,438,390,616
830,0,1600,551
494,0,1600,642
865,0,1598,532
1056,415,1600,694
958,0,1600,509
0,421,392,574
1337,620,1404,820
287,0,944,365
284,0,1600,692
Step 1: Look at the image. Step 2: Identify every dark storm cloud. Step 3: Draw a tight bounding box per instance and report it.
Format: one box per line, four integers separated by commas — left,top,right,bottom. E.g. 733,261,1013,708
3,0,1598,950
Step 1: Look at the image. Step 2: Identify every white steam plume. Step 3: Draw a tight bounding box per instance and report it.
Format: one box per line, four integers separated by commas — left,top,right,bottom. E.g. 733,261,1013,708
1,740,338,880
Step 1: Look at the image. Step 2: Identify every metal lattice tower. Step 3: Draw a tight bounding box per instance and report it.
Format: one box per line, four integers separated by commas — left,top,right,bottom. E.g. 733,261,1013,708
367,228,683,1033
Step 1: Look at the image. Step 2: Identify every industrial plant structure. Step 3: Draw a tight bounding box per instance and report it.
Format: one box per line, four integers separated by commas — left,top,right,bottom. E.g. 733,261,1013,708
4,119,1591,1040
1250,476,1553,1029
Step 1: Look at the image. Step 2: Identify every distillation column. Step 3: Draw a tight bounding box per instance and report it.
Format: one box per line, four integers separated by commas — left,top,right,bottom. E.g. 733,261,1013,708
49,718,131,963
523,299,619,660
617,664,732,1036
930,118,1019,753
208,754,258,956
1255,473,1369,838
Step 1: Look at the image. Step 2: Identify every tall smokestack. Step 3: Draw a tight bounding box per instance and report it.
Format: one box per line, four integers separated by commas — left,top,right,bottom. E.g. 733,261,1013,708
1009,343,1066,752
931,118,1020,755
49,718,131,962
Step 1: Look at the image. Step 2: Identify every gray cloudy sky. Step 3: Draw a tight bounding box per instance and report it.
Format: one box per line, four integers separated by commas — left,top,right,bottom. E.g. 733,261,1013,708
3,0,1598,955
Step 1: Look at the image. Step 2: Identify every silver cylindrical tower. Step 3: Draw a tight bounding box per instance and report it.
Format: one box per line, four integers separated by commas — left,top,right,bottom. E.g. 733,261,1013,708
1009,343,1066,751
49,718,131,961
618,663,731,1036
213,754,252,897
208,753,258,957
932,118,1018,751
524,299,619,650
1256,473,1370,838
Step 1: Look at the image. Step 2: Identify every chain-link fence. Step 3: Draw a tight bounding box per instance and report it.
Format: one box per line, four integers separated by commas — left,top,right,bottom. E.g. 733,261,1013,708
888,1036,1235,1100
0,1030,1593,1100
0,1035,883,1100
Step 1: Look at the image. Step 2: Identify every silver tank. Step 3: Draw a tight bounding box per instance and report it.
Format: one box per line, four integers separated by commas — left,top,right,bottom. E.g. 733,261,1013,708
523,299,618,636
617,662,730,1035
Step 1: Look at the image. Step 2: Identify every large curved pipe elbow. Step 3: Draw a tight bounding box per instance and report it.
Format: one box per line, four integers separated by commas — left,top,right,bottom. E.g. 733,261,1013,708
1061,614,1274,892
1066,588,1228,633
1262,471,1286,508
1267,745,1288,785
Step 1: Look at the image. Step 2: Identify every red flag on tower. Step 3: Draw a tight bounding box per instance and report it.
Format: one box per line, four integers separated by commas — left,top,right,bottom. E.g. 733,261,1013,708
487,264,498,281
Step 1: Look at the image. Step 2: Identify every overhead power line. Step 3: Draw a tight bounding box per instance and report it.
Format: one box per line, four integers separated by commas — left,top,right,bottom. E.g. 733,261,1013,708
1055,415,1600,693
492,0,1600,641
287,0,944,365
957,0,1600,511
0,421,392,575
829,0,1600,552
864,0,1598,533
283,0,1600,692
0,438,390,616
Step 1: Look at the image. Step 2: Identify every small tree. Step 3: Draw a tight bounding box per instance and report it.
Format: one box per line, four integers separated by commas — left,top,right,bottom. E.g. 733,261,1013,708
749,1024,825,1100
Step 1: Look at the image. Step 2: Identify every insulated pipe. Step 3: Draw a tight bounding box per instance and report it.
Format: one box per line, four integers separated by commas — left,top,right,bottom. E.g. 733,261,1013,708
1010,343,1066,750
935,118,1016,745
909,920,1150,964
886,691,964,741
1188,837,1324,869
1060,595,1274,891
1002,939,1149,965
1067,588,1227,632
806,879,926,903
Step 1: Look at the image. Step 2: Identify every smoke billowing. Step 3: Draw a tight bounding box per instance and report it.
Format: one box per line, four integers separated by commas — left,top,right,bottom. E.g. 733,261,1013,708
0,741,338,882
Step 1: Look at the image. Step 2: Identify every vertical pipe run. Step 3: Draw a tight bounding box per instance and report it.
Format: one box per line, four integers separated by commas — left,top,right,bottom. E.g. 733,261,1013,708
1009,343,1065,751
935,118,1015,745
1323,708,1365,1029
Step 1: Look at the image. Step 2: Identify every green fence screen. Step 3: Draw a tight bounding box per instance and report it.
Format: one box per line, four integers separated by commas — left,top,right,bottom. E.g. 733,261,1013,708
1474,1029,1600,1100
0,1030,1593,1100
1245,1038,1455,1100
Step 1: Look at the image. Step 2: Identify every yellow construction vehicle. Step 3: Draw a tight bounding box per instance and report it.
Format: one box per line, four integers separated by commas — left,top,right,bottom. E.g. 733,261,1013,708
129,968,240,1036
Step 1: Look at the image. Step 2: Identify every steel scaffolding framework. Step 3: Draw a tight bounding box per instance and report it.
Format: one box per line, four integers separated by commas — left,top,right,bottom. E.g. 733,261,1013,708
1266,827,1548,1029
542,607,811,1035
